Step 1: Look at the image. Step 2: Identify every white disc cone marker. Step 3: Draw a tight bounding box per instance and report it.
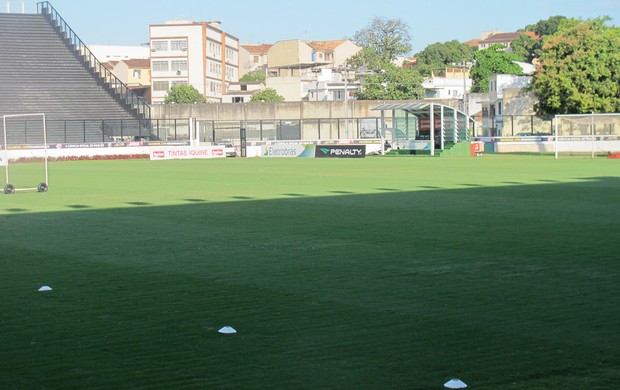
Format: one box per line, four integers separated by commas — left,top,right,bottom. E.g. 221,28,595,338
38,286,53,292
444,379,467,389
218,326,237,334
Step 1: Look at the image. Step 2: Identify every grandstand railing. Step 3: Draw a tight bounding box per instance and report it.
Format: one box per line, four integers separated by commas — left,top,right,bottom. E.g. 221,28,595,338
36,1,151,120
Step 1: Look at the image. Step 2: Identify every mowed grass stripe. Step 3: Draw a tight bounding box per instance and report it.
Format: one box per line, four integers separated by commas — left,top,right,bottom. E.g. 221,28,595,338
1,156,619,389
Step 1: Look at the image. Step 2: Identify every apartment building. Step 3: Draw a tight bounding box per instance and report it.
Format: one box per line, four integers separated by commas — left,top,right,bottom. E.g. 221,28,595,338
240,44,272,76
265,39,361,101
478,31,539,51
422,67,472,100
149,20,240,104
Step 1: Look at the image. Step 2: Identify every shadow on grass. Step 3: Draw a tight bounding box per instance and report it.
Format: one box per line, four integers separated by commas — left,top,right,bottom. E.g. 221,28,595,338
1,177,619,389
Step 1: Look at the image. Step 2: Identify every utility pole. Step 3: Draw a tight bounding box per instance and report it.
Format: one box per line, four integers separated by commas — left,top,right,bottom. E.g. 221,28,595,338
462,59,469,116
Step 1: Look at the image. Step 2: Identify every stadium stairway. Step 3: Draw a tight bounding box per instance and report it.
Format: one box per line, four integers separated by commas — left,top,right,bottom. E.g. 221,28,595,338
0,8,150,142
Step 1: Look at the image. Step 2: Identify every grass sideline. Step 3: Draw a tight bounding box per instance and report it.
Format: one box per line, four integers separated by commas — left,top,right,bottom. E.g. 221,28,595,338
1,155,619,389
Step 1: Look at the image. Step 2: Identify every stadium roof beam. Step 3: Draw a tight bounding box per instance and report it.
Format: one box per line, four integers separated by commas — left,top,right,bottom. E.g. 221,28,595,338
372,102,475,156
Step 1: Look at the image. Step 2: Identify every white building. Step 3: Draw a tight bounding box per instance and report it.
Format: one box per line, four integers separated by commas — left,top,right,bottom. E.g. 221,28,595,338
222,81,264,103
422,67,472,100
487,74,532,116
304,69,360,102
422,76,472,100
149,20,240,104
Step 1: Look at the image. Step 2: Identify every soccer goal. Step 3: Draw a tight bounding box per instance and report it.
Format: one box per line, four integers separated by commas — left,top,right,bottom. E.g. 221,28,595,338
554,113,620,159
1,113,49,194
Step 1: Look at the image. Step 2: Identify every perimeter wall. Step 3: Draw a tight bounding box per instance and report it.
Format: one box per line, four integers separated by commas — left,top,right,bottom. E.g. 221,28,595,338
151,99,460,122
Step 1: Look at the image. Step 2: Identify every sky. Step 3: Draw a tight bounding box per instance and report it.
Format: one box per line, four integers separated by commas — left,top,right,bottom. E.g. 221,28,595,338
11,0,620,53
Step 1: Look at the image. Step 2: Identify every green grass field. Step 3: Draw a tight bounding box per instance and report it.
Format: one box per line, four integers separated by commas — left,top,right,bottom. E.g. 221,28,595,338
1,155,619,389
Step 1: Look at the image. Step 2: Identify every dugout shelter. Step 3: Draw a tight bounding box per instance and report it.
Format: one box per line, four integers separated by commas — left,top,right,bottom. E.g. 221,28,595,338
373,103,475,156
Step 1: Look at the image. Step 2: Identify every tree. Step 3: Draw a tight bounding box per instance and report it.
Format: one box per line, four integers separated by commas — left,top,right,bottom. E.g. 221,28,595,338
351,17,412,64
414,40,476,77
510,33,540,63
513,16,567,62
355,63,424,100
250,88,285,102
532,17,620,115
164,84,206,104
240,70,266,83
347,47,383,72
470,44,523,93
523,15,567,37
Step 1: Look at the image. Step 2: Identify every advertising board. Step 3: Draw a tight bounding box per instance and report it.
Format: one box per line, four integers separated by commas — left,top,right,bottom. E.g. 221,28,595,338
315,145,366,158
261,144,315,158
149,146,226,160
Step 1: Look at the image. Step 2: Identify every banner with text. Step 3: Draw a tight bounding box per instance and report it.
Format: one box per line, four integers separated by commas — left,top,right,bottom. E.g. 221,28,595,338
149,146,226,160
315,145,366,158
261,144,315,158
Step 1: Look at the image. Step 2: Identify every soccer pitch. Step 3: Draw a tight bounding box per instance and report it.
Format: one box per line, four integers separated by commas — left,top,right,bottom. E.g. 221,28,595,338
1,155,619,389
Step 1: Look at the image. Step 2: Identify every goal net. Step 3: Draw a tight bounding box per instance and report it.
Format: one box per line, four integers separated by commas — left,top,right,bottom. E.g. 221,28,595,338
1,113,49,194
554,113,620,159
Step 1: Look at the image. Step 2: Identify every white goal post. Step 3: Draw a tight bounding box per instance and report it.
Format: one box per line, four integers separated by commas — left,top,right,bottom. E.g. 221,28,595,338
554,113,620,159
1,113,49,194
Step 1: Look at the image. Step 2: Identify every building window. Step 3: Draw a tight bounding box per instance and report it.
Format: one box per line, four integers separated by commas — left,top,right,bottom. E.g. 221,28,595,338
152,60,169,72
151,41,168,52
208,41,221,58
225,66,237,81
153,80,169,91
171,80,188,88
133,69,142,78
171,60,188,72
253,56,259,64
170,39,187,51
497,102,503,115
226,47,237,63
210,63,222,75
233,97,244,103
